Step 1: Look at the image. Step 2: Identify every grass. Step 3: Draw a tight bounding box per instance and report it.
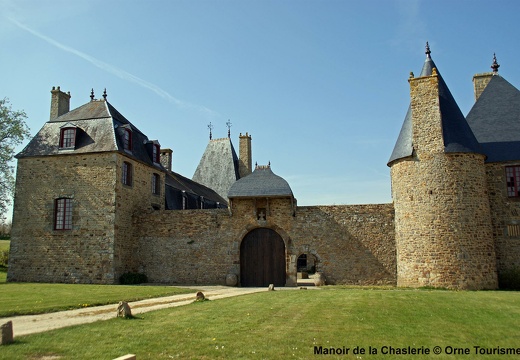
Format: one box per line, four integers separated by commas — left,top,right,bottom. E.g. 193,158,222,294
0,239,9,252
1,287,519,359
0,282,193,317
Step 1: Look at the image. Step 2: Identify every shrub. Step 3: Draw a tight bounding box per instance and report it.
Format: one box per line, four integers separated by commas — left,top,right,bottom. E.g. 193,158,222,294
119,272,147,285
498,267,520,290
0,249,8,268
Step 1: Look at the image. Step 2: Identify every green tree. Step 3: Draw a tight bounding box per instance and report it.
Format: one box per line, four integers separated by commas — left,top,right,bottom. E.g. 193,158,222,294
0,98,30,219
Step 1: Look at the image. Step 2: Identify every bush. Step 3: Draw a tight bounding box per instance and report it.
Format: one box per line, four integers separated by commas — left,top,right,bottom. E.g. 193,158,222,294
498,267,520,290
0,249,8,268
119,272,147,285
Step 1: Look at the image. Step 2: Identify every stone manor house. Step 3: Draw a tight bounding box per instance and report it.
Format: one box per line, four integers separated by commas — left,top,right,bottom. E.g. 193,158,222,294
7,45,520,289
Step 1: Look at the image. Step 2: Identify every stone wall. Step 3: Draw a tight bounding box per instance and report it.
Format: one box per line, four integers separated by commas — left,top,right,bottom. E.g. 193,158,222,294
8,154,118,283
485,162,520,276
114,154,166,279
133,200,396,286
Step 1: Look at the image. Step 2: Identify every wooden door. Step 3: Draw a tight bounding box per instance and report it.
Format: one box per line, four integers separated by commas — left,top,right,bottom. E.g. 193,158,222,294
240,228,286,287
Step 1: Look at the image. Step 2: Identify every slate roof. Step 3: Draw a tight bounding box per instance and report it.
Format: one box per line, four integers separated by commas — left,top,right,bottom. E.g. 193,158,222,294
466,75,520,162
165,171,227,209
16,100,157,167
192,137,240,200
388,49,483,166
228,165,293,198
17,97,226,209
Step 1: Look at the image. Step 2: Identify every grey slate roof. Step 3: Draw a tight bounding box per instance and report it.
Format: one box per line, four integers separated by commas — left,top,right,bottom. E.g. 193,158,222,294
17,97,226,209
228,165,293,198
466,75,520,162
192,138,240,200
388,53,483,165
16,100,158,167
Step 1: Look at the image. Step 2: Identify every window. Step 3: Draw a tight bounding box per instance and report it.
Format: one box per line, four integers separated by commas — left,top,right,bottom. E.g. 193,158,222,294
152,173,160,195
153,144,160,163
123,129,132,151
54,198,72,230
506,166,520,197
59,128,76,148
122,161,133,186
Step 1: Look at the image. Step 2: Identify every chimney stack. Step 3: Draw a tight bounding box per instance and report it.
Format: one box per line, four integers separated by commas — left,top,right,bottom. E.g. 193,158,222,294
160,148,173,172
238,132,252,178
50,86,71,121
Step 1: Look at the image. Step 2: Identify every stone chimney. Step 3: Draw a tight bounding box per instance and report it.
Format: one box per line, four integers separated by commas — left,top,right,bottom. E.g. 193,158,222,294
160,148,173,172
472,54,500,102
238,133,252,178
50,86,71,121
472,73,494,101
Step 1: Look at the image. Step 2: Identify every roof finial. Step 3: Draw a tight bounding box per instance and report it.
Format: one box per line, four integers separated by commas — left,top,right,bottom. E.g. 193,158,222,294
255,161,258,169
208,122,214,140
90,88,95,101
268,161,271,168
425,41,431,58
102,88,107,100
226,119,232,138
491,53,500,74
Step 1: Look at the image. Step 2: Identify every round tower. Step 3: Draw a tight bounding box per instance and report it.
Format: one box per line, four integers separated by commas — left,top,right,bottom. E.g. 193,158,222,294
388,44,497,290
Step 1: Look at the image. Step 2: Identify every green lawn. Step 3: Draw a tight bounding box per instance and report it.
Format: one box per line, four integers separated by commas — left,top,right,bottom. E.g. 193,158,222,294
0,282,193,317
1,288,519,360
0,239,9,252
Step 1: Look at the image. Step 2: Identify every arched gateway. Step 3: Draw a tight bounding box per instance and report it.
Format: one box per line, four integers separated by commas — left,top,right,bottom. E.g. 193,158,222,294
240,228,286,287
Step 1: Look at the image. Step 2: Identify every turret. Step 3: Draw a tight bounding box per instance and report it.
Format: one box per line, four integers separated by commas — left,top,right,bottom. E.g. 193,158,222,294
388,43,498,290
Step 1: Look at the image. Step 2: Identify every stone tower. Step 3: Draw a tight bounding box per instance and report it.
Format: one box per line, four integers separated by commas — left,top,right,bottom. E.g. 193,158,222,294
388,44,498,290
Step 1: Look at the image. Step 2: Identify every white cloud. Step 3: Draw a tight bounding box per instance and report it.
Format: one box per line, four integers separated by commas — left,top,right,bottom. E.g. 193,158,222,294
7,17,218,118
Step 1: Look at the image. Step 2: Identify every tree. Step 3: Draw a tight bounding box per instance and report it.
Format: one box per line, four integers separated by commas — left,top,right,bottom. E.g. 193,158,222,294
0,98,30,220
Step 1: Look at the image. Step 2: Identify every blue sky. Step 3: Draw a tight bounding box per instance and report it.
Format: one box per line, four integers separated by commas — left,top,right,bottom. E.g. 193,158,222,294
2,0,520,209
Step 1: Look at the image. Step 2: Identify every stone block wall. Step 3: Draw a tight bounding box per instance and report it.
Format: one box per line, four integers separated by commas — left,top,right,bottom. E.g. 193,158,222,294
391,153,498,289
8,154,118,283
485,162,520,275
113,154,165,280
133,200,396,286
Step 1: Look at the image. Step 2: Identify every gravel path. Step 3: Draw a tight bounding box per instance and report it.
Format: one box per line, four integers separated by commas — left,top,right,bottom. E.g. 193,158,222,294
2,286,273,337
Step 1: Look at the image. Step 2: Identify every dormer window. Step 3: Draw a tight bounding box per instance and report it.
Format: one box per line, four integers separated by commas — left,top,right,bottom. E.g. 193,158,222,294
153,144,160,163
59,127,76,148
123,128,132,151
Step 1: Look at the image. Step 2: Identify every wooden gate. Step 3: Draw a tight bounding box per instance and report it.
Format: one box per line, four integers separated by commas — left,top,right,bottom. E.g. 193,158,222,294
240,228,286,287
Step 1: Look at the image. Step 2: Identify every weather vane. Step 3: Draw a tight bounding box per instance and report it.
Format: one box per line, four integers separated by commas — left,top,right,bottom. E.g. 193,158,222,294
208,122,214,140
226,120,232,138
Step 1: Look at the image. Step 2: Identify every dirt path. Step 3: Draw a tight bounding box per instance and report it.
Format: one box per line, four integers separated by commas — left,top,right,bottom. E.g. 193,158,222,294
2,286,275,336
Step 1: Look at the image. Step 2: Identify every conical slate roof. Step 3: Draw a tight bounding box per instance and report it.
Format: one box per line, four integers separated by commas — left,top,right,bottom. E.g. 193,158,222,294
228,165,293,198
388,45,483,165
466,75,520,162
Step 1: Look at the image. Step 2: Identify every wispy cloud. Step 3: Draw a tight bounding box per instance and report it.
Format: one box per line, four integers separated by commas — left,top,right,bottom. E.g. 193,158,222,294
8,17,218,117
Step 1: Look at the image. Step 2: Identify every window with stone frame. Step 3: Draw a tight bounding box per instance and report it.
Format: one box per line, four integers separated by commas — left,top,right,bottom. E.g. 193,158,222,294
59,127,76,148
122,161,133,186
506,166,520,197
152,173,160,195
123,128,132,151
54,198,72,230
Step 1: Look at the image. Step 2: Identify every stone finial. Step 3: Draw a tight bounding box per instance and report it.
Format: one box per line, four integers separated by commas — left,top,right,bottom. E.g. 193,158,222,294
103,88,107,100
409,71,415,79
432,68,438,76
425,41,431,58
90,88,95,101
491,53,500,74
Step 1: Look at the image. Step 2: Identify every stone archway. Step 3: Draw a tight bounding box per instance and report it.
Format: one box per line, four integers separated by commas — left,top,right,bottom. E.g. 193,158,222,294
240,228,286,287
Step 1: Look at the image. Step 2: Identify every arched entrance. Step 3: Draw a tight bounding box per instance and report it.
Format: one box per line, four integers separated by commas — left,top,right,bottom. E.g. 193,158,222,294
240,228,286,287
